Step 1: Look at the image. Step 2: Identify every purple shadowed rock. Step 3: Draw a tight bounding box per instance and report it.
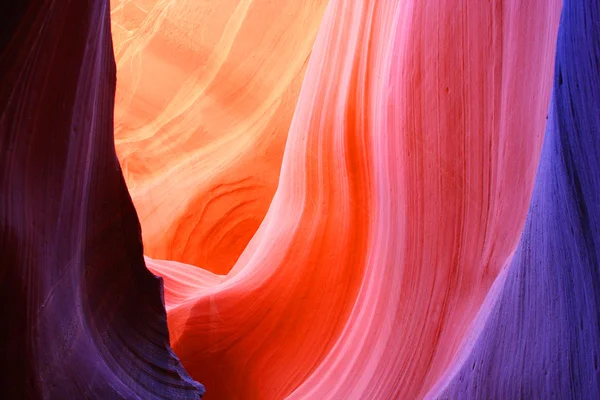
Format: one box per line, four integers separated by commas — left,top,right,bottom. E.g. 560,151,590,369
0,1,205,398
430,0,600,398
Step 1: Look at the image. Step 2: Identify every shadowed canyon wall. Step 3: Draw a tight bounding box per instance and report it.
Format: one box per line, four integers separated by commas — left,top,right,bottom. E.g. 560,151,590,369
2,0,600,399
0,1,204,398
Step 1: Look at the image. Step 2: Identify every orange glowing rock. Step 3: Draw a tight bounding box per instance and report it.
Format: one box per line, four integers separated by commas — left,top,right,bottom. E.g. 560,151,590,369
111,0,561,399
111,0,329,274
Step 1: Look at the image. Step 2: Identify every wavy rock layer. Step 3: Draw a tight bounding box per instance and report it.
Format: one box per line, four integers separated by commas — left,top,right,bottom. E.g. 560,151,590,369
0,1,204,398
430,0,600,397
4,0,598,399
111,0,329,274
137,1,563,399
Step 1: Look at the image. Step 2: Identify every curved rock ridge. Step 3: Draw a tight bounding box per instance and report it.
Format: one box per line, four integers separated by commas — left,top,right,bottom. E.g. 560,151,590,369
0,1,204,398
428,0,600,397
6,0,599,398
140,0,563,399
110,0,329,274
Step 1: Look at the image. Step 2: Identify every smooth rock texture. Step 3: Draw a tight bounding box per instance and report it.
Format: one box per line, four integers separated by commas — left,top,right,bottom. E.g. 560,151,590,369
135,1,563,399
0,1,204,398
428,0,600,397
111,0,329,274
4,0,599,399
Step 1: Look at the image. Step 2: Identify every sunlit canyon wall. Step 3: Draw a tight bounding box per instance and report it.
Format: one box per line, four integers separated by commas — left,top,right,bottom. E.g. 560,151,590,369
111,0,329,274
1,0,599,399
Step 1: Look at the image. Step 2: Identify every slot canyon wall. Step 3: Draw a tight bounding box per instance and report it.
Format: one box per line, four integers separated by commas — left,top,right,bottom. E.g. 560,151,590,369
0,1,204,398
1,0,599,399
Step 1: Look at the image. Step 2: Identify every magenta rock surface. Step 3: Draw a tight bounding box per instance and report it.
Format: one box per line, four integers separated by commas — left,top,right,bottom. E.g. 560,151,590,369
428,0,600,398
2,0,600,398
